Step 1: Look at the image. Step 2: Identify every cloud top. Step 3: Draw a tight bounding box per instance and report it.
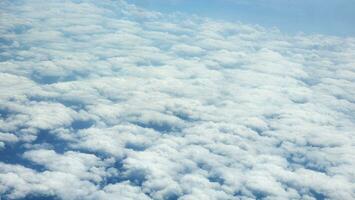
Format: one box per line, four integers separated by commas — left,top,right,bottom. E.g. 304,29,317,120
0,0,354,199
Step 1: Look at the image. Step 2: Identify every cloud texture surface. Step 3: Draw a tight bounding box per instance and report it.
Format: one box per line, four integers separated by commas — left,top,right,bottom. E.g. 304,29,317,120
0,0,355,199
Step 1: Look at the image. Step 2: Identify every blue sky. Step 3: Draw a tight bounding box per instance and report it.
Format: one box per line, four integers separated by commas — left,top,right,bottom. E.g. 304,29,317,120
127,0,355,36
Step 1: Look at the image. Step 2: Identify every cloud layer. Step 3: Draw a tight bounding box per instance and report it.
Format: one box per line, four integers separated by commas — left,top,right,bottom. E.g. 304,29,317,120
0,0,355,199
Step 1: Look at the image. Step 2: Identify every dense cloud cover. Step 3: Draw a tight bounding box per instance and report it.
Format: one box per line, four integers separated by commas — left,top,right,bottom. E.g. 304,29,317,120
1,0,355,199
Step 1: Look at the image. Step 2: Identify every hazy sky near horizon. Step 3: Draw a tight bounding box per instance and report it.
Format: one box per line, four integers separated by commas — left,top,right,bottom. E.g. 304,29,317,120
127,0,355,36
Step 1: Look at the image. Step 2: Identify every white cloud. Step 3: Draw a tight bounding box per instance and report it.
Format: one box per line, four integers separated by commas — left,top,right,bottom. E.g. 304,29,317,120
0,0,354,199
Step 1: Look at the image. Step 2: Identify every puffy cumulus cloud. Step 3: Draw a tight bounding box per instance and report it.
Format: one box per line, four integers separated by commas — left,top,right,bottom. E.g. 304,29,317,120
0,0,355,199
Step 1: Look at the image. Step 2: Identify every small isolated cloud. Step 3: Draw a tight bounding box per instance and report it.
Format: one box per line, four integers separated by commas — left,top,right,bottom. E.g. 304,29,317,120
0,0,354,199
